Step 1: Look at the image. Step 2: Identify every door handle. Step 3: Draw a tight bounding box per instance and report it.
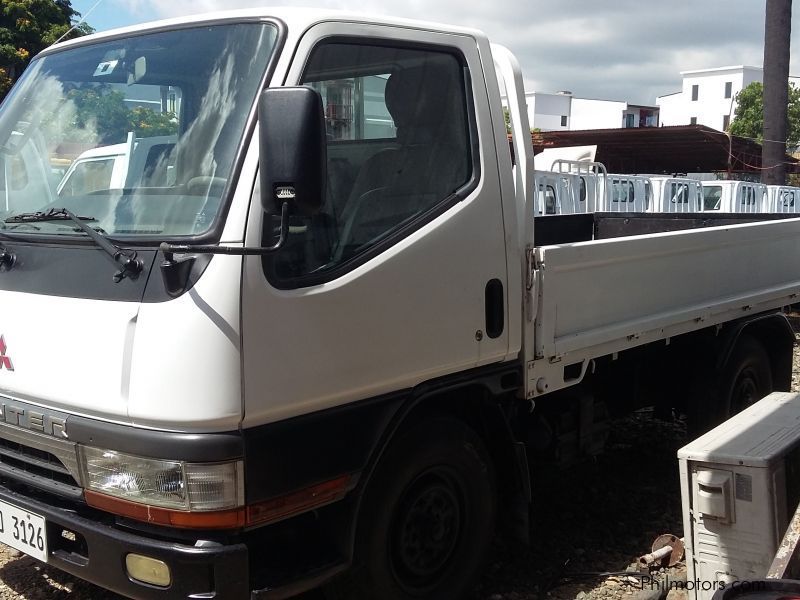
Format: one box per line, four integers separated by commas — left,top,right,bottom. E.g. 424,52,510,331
485,279,504,339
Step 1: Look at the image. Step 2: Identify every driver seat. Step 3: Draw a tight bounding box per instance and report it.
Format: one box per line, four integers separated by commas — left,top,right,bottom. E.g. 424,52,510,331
334,60,469,259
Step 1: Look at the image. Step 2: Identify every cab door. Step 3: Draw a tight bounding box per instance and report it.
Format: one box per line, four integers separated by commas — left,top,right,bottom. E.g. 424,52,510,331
241,23,510,427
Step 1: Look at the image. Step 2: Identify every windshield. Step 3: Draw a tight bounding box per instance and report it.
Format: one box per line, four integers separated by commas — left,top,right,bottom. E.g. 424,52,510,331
0,22,278,238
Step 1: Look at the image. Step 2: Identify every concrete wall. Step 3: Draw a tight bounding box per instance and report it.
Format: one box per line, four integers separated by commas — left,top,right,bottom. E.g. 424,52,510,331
571,98,627,130
657,66,763,130
504,93,657,132
529,92,572,131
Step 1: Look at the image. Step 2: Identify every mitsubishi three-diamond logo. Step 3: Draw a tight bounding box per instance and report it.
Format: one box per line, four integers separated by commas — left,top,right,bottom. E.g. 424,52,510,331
0,336,13,371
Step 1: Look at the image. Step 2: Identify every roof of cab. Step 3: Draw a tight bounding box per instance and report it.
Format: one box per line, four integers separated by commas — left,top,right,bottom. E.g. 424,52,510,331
42,7,487,56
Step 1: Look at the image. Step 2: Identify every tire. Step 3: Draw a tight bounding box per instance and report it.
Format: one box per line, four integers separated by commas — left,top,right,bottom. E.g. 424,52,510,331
720,335,773,417
329,417,496,600
689,334,773,436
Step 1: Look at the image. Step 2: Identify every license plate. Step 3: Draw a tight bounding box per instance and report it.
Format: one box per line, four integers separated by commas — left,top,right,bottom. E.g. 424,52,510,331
0,500,47,562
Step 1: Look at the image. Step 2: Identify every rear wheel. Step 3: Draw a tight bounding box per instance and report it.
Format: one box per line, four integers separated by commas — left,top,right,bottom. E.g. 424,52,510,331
330,417,496,600
689,334,773,436
721,335,773,417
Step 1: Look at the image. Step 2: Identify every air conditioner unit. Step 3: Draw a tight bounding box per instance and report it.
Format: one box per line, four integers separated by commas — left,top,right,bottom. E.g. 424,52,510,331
678,391,800,600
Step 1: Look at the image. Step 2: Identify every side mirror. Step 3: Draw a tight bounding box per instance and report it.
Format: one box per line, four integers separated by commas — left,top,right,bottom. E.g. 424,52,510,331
258,87,326,216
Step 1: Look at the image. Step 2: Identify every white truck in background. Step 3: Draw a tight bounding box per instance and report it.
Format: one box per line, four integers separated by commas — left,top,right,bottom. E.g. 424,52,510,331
0,9,799,600
768,184,800,213
57,133,177,196
532,160,606,215
647,176,704,213
702,180,768,213
605,174,652,212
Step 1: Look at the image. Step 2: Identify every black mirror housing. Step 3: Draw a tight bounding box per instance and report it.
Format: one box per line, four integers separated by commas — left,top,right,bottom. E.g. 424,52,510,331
258,87,327,216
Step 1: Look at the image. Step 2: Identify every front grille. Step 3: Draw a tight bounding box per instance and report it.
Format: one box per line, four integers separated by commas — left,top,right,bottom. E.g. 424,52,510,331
0,424,82,499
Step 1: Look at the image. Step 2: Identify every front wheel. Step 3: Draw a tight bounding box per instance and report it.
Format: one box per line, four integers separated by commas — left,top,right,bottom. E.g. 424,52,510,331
331,417,496,600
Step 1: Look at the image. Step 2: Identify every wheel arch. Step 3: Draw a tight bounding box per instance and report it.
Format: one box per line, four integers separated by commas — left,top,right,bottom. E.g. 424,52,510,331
346,363,529,557
717,312,794,392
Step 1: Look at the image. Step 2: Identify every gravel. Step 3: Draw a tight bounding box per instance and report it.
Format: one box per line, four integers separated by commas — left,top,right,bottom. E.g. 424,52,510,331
473,408,689,600
0,337,796,599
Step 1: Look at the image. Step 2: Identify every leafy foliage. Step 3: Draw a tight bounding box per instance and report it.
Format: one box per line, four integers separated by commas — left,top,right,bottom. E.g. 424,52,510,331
129,106,179,137
0,0,92,101
729,81,800,148
48,86,178,144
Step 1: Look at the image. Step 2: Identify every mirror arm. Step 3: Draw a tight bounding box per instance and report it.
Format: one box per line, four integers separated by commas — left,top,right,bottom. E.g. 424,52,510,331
159,201,289,261
158,202,289,297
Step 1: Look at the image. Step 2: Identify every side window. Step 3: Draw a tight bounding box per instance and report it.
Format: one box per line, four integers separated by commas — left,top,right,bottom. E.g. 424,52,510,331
741,186,754,206
543,185,556,214
703,185,722,210
611,179,633,203
268,40,473,285
60,158,116,196
311,74,395,141
670,182,687,204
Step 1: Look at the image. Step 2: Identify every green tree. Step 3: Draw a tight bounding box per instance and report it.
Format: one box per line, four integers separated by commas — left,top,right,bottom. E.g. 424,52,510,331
0,0,93,101
52,86,178,143
729,81,800,149
66,87,132,143
129,106,179,137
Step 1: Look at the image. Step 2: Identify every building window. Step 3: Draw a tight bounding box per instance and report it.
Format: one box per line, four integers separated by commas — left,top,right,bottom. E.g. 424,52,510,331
724,81,732,99
560,115,568,127
625,113,635,128
691,84,699,101
690,117,697,125
722,114,730,130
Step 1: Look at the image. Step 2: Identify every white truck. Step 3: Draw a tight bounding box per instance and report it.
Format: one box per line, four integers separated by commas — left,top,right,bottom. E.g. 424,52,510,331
768,184,800,213
532,160,606,215
56,134,177,198
0,9,799,600
702,180,768,213
606,174,652,212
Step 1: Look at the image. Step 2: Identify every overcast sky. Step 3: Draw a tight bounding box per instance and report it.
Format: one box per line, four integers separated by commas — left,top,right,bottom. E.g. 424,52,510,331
72,0,800,105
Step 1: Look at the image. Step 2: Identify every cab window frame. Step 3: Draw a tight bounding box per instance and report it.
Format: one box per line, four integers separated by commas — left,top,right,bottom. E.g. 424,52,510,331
263,36,481,290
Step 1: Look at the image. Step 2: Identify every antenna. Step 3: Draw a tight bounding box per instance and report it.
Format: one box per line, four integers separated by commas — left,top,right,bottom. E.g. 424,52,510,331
52,0,105,47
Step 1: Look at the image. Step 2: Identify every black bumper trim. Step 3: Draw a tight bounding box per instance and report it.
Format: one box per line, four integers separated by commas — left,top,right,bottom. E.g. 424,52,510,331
67,417,243,463
0,483,250,599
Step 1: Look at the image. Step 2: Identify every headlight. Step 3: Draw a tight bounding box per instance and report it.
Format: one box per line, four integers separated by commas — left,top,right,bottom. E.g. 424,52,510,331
79,446,244,512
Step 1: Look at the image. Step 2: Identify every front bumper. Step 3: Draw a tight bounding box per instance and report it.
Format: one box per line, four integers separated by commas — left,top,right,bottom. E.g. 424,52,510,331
0,483,250,599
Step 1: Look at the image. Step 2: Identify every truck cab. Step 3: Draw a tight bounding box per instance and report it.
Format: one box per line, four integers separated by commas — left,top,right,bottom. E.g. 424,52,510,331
649,176,703,212
0,10,515,599
703,180,768,212
56,134,177,198
767,184,800,213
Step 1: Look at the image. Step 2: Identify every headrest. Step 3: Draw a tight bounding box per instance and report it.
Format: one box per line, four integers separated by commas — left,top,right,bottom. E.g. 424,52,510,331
385,62,460,131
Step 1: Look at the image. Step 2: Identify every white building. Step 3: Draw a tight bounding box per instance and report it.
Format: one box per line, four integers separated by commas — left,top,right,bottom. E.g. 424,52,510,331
657,65,800,131
505,91,659,132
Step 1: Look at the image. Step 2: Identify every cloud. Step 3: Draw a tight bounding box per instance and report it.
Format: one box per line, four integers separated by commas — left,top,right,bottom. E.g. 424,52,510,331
107,0,800,105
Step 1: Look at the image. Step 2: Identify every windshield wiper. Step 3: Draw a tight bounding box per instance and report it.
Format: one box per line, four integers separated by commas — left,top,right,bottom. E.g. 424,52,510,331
5,207,95,224
4,208,143,282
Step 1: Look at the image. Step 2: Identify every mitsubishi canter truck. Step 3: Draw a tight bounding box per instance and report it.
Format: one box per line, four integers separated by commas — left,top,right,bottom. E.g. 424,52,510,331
0,8,799,600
